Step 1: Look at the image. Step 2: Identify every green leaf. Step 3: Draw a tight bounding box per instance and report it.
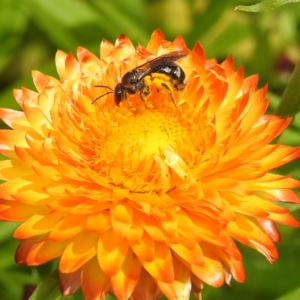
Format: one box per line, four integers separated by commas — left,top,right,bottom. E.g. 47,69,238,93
274,286,300,300
105,295,117,300
276,59,300,117
236,0,300,12
29,271,72,300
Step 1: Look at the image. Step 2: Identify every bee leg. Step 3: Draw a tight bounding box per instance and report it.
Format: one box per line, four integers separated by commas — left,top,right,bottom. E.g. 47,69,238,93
124,93,132,107
169,93,177,107
159,81,177,107
140,85,150,106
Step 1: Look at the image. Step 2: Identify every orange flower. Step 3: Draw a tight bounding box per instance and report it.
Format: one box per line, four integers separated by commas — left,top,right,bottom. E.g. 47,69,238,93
0,29,300,300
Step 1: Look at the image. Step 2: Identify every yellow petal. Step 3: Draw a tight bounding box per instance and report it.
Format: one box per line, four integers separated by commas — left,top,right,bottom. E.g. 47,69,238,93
97,228,129,277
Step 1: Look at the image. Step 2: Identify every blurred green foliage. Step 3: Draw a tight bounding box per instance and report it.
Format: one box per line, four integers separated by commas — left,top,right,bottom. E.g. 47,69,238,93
236,0,300,12
0,0,300,299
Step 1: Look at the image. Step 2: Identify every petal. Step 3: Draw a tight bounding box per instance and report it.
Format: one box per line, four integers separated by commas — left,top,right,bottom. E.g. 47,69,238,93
0,130,27,158
82,256,110,300
130,231,155,263
55,50,68,79
186,256,224,287
15,236,42,264
111,202,133,238
171,233,204,266
131,268,161,300
143,242,174,283
0,200,42,221
26,236,67,265
59,230,98,273
59,268,81,296
110,249,142,299
156,257,191,300
97,228,129,277
14,210,65,239
0,108,29,130
146,29,165,54
49,214,88,241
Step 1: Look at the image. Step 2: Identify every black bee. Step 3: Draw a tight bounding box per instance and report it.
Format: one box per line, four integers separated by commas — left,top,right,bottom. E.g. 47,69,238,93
92,50,188,106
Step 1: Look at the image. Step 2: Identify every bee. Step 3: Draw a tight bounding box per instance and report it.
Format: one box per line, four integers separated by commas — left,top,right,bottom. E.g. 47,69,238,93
92,50,188,106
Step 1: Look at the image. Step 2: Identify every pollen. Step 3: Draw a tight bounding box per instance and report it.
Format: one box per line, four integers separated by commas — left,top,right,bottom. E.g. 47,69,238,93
106,110,187,158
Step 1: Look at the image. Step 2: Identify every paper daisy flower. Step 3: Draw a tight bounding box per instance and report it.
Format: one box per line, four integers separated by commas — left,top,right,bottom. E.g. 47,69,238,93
0,29,299,300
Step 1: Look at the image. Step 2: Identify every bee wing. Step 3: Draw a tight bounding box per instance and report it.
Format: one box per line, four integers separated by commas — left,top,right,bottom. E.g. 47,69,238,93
134,51,188,82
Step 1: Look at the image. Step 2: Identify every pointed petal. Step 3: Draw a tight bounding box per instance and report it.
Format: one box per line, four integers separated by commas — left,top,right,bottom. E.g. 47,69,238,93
59,231,98,273
143,242,174,283
111,202,133,238
157,257,191,300
82,256,110,300
130,268,161,300
97,228,129,277
110,249,142,299
59,268,81,296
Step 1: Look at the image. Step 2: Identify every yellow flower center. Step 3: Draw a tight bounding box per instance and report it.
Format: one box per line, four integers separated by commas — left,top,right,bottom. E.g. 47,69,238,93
84,94,215,193
106,110,187,158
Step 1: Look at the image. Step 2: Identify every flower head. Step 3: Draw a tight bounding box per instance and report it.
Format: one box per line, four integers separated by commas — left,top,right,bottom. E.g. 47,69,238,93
0,29,299,300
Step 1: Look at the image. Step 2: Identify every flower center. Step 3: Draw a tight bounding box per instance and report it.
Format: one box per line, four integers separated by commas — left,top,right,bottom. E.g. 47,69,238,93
106,110,186,158
84,99,215,193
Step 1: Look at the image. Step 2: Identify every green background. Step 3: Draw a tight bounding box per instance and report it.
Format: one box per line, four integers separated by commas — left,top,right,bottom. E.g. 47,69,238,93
0,0,300,299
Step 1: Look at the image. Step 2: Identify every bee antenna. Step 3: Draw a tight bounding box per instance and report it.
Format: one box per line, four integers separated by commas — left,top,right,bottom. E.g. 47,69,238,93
92,91,114,104
94,85,114,91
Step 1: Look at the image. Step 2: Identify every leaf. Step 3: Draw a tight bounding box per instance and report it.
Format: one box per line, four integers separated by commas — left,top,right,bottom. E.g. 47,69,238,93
274,286,300,300
29,271,72,300
236,0,300,12
276,60,300,117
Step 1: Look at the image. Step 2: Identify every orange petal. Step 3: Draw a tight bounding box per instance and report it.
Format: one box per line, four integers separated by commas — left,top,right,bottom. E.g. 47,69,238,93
59,268,81,296
0,130,27,158
156,257,191,300
55,50,68,79
77,46,102,76
257,219,280,242
87,211,112,233
32,71,51,93
26,235,67,265
59,230,98,273
125,221,143,244
97,228,129,277
111,202,133,238
14,210,65,239
130,231,155,263
0,108,29,130
110,249,142,299
65,52,80,80
131,268,161,300
185,256,224,287
15,236,42,264
49,214,88,241
0,200,42,221
146,29,165,54
82,256,110,300
135,210,165,242
0,175,44,201
171,233,204,266
256,189,300,204
267,212,299,227
191,273,204,300
143,241,174,283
